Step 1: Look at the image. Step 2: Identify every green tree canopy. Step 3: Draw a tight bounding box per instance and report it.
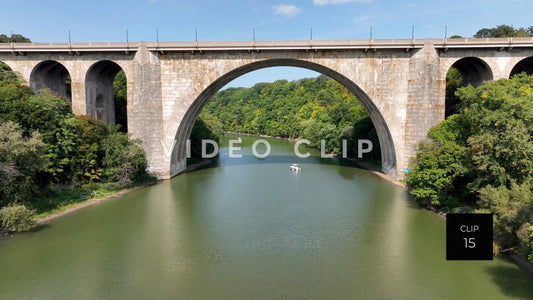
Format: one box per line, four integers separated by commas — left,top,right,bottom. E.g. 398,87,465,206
202,75,381,159
473,25,533,38
0,121,47,206
0,33,31,43
407,74,533,260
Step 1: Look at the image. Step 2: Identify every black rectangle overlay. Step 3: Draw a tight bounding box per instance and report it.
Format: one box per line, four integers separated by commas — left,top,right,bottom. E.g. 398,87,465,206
446,213,493,260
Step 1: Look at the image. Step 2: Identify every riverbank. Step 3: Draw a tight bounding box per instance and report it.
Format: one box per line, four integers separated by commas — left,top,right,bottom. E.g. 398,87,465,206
224,131,298,141
504,249,533,273
35,180,158,225
411,196,533,273
341,157,406,189
342,148,532,272
35,159,217,224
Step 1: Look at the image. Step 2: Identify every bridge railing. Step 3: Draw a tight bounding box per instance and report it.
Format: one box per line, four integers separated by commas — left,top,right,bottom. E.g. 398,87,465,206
1,38,533,53
146,39,425,52
0,41,141,54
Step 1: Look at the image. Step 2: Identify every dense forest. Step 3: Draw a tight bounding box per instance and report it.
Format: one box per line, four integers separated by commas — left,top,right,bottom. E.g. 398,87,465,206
418,24,533,261
0,52,150,232
197,75,381,161
407,73,533,261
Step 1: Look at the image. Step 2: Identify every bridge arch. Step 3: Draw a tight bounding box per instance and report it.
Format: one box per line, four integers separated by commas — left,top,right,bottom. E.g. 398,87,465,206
0,61,15,81
29,60,71,101
509,57,533,77
0,60,14,71
170,58,397,177
448,57,493,87
444,57,494,117
85,60,126,127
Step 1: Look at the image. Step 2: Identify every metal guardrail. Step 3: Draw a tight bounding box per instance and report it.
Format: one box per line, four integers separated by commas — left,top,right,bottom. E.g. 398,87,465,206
0,42,138,54
433,37,533,49
148,39,424,52
1,38,533,53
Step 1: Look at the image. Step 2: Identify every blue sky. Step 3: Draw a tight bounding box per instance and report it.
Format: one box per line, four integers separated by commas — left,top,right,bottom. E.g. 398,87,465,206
1,0,532,87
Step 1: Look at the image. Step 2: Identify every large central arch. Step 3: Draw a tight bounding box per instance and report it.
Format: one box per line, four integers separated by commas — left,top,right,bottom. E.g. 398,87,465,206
170,58,397,177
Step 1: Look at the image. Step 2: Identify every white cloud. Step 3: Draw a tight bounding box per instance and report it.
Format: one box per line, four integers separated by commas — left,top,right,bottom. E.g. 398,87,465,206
272,4,301,17
406,2,418,8
314,0,373,5
354,15,370,22
147,0,157,3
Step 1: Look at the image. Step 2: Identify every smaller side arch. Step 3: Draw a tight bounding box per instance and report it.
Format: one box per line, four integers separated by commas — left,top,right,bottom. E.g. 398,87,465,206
449,57,493,87
444,57,494,118
29,60,71,101
0,61,16,82
85,60,126,128
509,56,533,78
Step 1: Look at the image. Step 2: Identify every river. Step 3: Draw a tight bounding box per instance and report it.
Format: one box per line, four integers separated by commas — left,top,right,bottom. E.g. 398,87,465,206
0,134,531,299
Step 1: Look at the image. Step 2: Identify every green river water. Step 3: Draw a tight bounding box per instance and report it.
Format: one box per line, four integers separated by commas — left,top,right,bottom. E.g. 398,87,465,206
0,134,532,299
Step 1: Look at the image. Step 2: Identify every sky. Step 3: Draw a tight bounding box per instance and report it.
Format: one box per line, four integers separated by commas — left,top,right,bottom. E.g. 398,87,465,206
1,0,532,87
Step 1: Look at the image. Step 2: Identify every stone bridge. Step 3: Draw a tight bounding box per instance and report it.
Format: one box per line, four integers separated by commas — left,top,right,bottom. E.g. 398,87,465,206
1,38,533,179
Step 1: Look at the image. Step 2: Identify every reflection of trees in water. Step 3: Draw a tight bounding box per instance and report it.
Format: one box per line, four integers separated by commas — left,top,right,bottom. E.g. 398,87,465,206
485,263,533,299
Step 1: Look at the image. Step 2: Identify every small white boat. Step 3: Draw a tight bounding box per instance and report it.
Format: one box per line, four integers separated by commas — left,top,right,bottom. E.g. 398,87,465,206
290,163,301,172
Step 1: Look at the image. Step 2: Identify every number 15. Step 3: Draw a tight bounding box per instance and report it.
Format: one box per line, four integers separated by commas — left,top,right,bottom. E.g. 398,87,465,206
463,238,476,248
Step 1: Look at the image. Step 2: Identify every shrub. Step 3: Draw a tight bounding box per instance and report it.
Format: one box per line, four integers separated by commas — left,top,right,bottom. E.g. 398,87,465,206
479,181,533,248
406,140,467,207
0,204,36,232
102,127,147,188
0,121,47,206
517,223,533,262
71,116,108,183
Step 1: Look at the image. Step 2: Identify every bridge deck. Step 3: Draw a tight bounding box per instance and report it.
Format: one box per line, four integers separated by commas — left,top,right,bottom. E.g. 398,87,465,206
1,38,533,53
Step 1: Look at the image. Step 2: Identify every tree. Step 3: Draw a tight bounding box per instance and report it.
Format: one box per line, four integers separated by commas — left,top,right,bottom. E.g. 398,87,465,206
474,28,493,38
0,78,104,185
406,115,469,207
71,116,109,182
0,121,47,206
320,123,340,153
201,76,378,159
350,116,381,160
516,224,533,262
301,119,321,147
113,70,128,132
188,113,221,163
445,67,463,118
407,73,533,255
102,127,147,188
0,62,23,85
479,181,533,248
473,25,533,38
0,33,31,43
490,25,516,37
456,73,533,190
